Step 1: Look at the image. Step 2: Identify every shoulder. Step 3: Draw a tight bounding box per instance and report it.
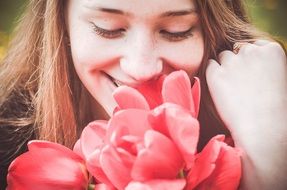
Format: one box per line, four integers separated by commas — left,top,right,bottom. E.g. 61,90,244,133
0,124,34,164
0,90,35,186
0,92,35,166
0,124,34,188
0,89,35,165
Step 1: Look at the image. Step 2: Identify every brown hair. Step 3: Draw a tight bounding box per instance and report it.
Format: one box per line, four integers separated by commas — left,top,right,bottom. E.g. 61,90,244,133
0,0,94,148
0,0,269,149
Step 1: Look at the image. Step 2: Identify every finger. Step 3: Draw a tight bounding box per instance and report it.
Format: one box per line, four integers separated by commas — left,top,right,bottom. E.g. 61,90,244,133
206,59,221,82
218,50,236,66
207,59,220,71
233,42,249,54
237,43,256,54
253,39,271,46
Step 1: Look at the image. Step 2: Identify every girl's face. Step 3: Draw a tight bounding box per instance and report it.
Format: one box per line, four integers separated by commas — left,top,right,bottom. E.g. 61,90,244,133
66,0,204,116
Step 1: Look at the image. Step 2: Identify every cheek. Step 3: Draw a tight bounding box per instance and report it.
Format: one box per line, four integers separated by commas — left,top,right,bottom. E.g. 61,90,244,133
178,43,203,73
162,38,204,76
69,27,120,113
164,44,204,74
69,22,123,73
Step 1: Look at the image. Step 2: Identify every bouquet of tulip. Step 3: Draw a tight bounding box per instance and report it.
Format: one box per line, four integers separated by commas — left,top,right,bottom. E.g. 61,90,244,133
6,71,242,190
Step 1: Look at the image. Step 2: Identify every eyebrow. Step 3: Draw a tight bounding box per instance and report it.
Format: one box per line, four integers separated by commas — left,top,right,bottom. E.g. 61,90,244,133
87,7,196,18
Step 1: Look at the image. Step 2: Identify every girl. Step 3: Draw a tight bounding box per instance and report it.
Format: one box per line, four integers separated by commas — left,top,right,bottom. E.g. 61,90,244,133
1,0,286,189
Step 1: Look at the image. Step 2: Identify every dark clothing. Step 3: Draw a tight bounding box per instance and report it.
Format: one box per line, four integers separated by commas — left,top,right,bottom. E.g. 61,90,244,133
0,125,34,189
0,90,35,189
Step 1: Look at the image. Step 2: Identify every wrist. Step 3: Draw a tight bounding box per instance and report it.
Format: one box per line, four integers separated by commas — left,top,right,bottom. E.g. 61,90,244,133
232,121,287,190
238,147,287,190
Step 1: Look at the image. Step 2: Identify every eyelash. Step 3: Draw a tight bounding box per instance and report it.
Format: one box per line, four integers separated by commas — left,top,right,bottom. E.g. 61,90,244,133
91,22,125,39
90,22,194,41
160,28,194,41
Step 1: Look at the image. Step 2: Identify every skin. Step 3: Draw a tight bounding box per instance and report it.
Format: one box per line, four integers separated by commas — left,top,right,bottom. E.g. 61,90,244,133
66,0,204,116
66,0,287,189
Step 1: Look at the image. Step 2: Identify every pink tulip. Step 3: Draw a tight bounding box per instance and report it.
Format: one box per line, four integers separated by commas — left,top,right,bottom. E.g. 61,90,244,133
78,103,201,190
6,70,242,190
74,70,241,190
93,183,117,190
73,121,115,188
186,135,242,190
7,141,89,190
112,70,201,169
96,108,188,190
74,71,200,189
149,104,199,169
113,70,200,117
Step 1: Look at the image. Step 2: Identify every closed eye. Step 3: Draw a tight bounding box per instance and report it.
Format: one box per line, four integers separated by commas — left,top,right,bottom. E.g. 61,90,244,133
90,22,126,39
90,22,194,41
160,27,194,42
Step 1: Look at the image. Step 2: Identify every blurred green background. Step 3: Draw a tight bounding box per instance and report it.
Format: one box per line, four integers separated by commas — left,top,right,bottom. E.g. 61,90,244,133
0,0,287,60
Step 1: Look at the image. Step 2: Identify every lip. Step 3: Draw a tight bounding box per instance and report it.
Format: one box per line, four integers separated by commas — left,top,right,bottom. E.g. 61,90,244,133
103,72,142,88
103,72,122,87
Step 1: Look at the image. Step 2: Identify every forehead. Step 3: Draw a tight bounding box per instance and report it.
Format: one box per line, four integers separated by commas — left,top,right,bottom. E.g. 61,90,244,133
80,0,196,18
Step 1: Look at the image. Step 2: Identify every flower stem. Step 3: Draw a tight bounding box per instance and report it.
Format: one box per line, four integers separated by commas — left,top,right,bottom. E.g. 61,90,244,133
178,169,185,178
88,184,95,190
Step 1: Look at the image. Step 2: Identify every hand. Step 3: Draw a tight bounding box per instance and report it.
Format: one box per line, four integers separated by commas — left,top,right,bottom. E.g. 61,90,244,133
206,40,287,189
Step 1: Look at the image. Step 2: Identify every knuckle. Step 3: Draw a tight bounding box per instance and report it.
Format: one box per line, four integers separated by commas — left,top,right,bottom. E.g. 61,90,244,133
269,41,282,48
206,59,221,81
206,61,215,74
239,43,254,54
218,50,235,64
254,39,271,45
218,50,232,59
269,42,285,53
265,42,286,58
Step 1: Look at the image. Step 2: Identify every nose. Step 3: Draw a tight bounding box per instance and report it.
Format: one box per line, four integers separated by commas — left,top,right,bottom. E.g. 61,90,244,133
120,33,163,82
120,58,163,82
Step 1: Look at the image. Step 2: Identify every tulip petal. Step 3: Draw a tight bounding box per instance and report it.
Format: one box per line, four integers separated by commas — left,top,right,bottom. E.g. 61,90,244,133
162,70,195,114
191,77,201,118
107,109,151,143
28,140,84,162
131,130,184,181
113,86,150,110
125,179,186,190
79,120,107,159
150,105,199,169
87,149,114,187
100,145,132,190
186,135,240,190
94,183,117,190
148,103,176,138
196,141,241,190
7,141,88,190
116,147,137,169
164,106,199,168
73,139,83,158
135,76,165,109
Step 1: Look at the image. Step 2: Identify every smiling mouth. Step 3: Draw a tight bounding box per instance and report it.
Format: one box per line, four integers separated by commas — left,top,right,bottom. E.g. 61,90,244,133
104,72,124,87
112,79,123,87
